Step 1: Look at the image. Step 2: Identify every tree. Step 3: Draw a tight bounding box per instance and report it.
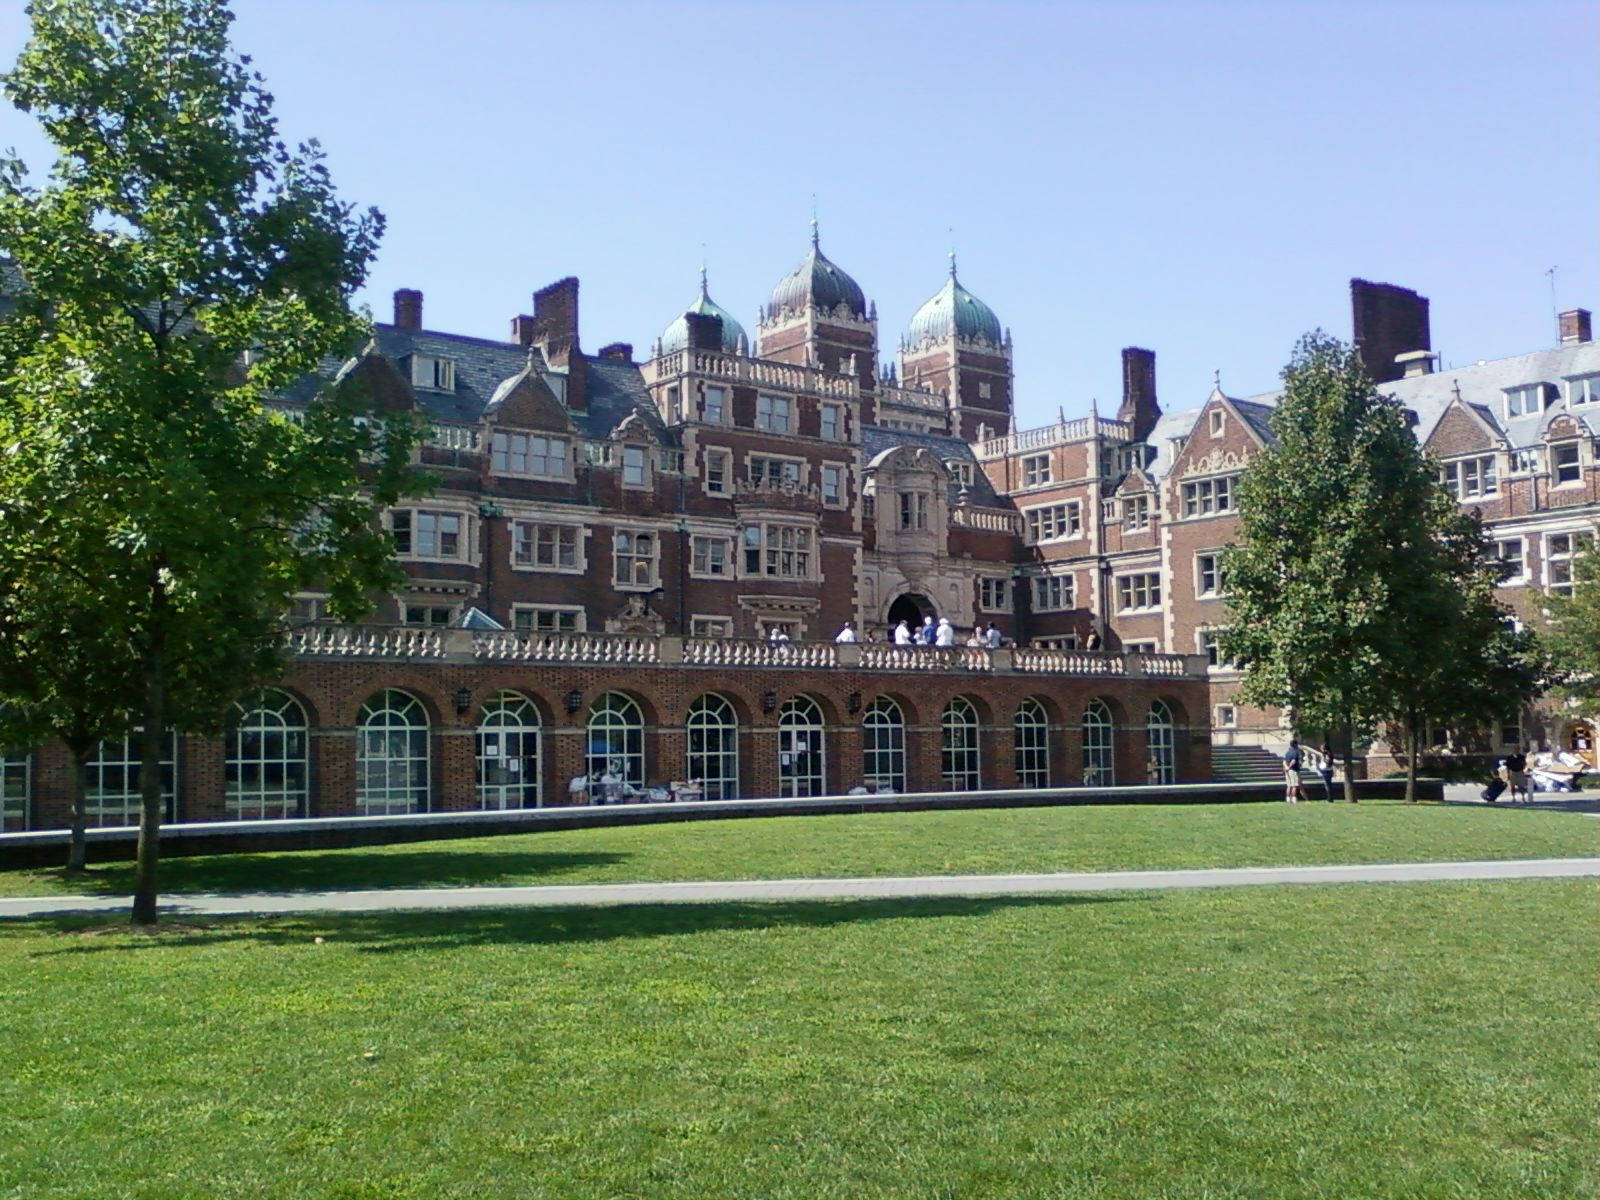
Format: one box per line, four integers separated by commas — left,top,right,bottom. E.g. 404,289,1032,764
1220,332,1539,800
1542,528,1600,702
0,0,427,921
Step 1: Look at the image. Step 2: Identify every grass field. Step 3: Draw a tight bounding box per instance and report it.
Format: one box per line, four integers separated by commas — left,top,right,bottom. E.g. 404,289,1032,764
1,878,1593,1198
0,799,1593,899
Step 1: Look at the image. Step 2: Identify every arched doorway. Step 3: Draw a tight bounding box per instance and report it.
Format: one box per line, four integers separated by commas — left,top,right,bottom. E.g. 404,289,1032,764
1567,721,1595,765
887,592,932,628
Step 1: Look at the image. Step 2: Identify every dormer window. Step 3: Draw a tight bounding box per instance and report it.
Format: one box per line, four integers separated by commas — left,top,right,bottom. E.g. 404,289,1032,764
1504,383,1544,419
621,445,648,488
410,354,454,392
1569,374,1600,406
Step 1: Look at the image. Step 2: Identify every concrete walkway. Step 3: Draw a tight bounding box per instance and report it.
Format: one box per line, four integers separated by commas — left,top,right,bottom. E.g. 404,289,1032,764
2,857,1595,920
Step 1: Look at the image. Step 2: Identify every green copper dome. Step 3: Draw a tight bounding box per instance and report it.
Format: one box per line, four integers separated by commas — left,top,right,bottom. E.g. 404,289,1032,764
905,258,1003,348
659,269,747,355
767,226,867,319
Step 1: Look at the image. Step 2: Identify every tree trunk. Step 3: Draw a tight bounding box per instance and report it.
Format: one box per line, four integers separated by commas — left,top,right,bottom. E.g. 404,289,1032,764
64,743,90,873
1343,715,1358,802
1404,714,1419,804
131,589,167,926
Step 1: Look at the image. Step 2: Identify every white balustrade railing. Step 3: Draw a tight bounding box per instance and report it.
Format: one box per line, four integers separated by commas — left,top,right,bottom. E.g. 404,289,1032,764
683,638,838,669
1011,647,1127,676
289,625,448,659
289,625,1203,678
949,506,1022,534
429,424,482,452
646,348,859,400
976,416,1132,460
876,382,948,413
472,632,660,664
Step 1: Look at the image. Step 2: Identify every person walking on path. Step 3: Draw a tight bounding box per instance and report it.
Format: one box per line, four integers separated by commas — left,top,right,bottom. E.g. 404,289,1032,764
1283,738,1309,804
1317,741,1337,802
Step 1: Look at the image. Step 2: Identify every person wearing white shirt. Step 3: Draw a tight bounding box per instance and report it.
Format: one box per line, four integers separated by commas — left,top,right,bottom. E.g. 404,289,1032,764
834,621,858,643
893,620,913,645
985,624,1003,649
934,617,955,647
768,625,790,644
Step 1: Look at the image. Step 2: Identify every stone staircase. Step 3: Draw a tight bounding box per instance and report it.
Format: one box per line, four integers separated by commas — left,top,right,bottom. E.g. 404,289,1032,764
1211,744,1287,783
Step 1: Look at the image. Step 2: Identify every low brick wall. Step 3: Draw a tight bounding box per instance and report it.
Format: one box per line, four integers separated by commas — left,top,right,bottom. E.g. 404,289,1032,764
0,778,1441,871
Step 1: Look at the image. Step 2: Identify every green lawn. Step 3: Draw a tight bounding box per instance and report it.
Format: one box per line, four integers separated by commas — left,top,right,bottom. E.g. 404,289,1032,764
1,879,1593,1198
0,800,1594,898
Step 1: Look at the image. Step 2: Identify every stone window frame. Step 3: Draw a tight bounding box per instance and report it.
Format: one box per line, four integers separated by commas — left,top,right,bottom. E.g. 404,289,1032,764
612,528,660,590
1115,571,1162,613
1439,454,1498,500
689,614,733,638
820,461,848,509
619,444,651,490
1544,529,1593,596
1209,409,1226,437
1495,536,1527,586
389,506,474,563
741,521,816,580
978,576,1009,612
819,401,844,442
490,430,570,481
1021,453,1052,489
511,604,586,634
746,451,807,489
755,393,793,434
1023,500,1082,544
689,532,735,579
1123,493,1153,531
702,384,729,426
1550,440,1582,487
510,520,587,575
1179,474,1237,520
704,447,732,496
1194,550,1226,599
1032,572,1075,612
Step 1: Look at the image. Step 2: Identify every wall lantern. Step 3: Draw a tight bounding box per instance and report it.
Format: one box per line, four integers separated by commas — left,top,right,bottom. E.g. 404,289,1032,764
761,691,778,714
453,687,473,716
848,691,862,715
566,689,584,714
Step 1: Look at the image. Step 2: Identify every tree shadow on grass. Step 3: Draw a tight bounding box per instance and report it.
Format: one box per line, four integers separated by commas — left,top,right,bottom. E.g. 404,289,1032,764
13,849,631,897
28,892,1142,956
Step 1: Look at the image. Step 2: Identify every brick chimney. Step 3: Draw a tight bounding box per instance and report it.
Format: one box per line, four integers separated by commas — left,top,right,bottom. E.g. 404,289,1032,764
1351,279,1430,384
1559,308,1592,345
682,312,725,353
532,277,580,367
1117,347,1161,444
597,342,634,362
1395,350,1438,378
393,288,423,330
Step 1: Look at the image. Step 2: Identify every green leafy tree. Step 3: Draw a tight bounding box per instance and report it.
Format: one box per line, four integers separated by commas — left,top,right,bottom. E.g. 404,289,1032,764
0,0,427,920
1543,529,1600,702
1219,332,1539,799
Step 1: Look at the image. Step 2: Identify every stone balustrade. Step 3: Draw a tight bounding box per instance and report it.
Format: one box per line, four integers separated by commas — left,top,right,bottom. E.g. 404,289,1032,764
975,416,1132,460
646,348,859,400
289,625,1209,679
949,506,1022,534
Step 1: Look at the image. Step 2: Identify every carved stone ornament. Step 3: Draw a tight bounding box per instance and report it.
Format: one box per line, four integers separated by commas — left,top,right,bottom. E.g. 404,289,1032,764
604,594,665,635
1182,447,1243,477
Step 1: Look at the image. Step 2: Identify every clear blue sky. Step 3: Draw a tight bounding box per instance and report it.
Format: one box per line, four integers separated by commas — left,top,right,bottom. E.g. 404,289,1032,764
2,1,1595,428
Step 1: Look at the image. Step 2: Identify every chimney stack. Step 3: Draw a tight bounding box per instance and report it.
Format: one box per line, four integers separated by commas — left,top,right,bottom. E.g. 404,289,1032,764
1350,279,1430,384
1116,347,1161,443
1559,308,1592,345
393,288,423,330
1395,350,1438,378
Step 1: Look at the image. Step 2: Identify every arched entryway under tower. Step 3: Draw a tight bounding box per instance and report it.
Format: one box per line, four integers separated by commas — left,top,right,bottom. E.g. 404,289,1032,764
887,592,934,628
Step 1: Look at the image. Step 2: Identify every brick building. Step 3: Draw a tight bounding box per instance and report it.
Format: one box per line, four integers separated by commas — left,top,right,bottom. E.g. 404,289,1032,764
2,238,1593,828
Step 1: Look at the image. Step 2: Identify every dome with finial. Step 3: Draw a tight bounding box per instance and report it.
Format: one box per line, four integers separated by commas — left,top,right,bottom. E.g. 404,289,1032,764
659,268,747,355
904,254,1003,348
766,222,867,320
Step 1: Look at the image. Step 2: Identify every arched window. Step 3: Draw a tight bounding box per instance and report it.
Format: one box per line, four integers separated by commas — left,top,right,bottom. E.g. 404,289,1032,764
1082,699,1114,786
1147,700,1175,785
779,695,826,797
941,697,981,791
357,689,429,814
587,692,644,793
86,730,177,826
1,751,28,831
227,690,308,819
686,694,739,799
862,698,906,792
1014,698,1051,788
478,692,542,809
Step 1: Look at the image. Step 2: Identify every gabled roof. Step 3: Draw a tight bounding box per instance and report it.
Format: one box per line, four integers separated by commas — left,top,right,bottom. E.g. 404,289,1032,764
861,425,1001,507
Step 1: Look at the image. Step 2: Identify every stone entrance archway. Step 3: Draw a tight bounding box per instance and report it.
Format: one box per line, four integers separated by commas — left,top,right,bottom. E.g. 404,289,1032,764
887,593,932,629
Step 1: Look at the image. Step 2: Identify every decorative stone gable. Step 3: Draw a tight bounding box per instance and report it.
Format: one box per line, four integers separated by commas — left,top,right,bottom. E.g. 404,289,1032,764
1424,400,1500,458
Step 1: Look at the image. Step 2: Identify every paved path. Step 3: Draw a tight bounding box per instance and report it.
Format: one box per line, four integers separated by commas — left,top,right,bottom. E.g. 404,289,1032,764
2,857,1595,920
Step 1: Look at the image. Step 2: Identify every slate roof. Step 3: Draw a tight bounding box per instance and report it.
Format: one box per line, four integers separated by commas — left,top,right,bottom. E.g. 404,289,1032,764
861,425,1002,506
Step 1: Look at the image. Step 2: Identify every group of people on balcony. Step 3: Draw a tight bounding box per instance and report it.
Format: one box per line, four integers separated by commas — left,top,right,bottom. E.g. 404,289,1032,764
762,618,1007,648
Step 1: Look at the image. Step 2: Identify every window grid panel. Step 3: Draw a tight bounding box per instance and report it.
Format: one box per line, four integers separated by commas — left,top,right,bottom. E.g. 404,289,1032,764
357,690,429,815
1014,699,1050,788
778,696,827,798
1147,700,1175,785
941,698,982,791
1,751,28,831
686,694,739,800
1082,700,1114,786
477,693,541,810
226,691,308,820
85,731,177,826
862,699,906,792
587,693,645,791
